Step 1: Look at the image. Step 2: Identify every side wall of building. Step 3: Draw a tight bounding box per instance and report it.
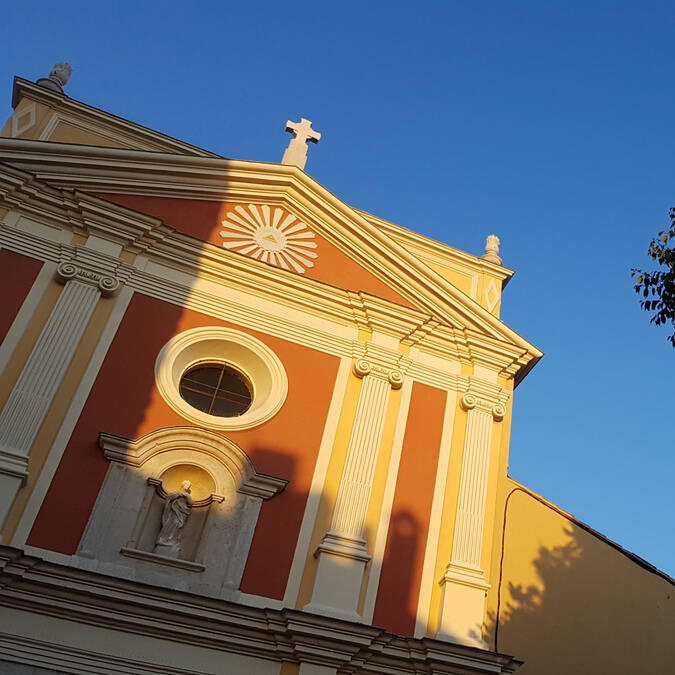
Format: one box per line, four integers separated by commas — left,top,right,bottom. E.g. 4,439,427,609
489,481,674,673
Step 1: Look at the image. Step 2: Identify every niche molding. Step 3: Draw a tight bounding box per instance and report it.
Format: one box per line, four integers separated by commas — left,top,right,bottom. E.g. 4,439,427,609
77,426,287,598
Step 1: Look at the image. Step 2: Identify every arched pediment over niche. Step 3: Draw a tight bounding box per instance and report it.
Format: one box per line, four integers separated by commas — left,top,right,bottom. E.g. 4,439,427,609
99,426,287,500
75,426,288,597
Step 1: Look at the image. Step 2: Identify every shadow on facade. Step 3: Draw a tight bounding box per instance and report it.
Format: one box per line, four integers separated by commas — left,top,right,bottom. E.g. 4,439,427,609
478,489,674,674
372,508,421,635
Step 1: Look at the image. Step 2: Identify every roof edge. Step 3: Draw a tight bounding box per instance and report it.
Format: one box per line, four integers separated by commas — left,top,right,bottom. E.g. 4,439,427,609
504,477,674,585
11,77,222,159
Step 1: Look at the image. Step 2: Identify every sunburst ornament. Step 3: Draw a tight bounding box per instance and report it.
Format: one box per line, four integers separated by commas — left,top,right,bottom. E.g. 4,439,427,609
219,204,318,274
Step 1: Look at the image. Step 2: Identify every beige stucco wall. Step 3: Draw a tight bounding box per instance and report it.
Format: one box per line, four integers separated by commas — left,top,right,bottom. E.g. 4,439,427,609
491,482,674,673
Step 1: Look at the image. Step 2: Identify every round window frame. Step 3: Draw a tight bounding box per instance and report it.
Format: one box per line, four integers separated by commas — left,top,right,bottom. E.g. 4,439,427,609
155,327,288,431
179,362,254,418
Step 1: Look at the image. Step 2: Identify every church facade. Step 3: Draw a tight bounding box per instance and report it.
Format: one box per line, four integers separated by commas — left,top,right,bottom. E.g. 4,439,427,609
0,65,671,674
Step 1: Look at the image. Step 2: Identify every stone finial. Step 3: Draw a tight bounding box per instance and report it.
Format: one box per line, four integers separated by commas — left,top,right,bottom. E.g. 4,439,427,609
481,234,502,265
281,118,321,170
36,62,72,94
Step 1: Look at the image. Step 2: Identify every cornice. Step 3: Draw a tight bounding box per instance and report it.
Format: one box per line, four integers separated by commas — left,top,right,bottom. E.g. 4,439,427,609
11,77,221,158
0,546,522,673
0,141,542,364
0,160,540,384
357,208,514,287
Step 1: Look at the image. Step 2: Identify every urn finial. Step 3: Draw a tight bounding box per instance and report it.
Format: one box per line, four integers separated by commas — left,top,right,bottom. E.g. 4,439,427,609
36,62,73,94
482,234,502,265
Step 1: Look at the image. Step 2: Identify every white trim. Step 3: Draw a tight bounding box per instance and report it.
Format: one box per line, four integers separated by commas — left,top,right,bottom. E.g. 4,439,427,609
0,544,522,674
0,260,56,378
0,280,100,479
99,426,287,499
282,356,351,607
11,103,36,138
39,112,144,151
11,286,134,547
234,591,284,610
0,141,542,367
414,389,458,637
362,376,413,622
154,326,288,431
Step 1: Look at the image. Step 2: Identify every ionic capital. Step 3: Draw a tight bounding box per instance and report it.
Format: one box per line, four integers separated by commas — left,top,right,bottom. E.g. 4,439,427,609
353,358,403,390
55,261,121,297
460,392,506,421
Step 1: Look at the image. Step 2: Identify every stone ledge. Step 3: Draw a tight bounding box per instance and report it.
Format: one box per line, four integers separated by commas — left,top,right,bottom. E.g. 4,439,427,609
119,547,205,573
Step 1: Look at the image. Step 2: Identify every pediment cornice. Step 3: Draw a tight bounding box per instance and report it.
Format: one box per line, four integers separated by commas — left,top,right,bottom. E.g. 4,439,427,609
0,146,542,383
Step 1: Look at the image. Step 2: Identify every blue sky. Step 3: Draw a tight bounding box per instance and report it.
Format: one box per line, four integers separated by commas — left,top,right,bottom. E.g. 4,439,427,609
4,2,674,575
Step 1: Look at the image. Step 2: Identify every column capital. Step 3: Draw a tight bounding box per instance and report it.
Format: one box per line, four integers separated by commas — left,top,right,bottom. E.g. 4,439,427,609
55,246,134,298
459,392,506,421
353,357,403,389
55,261,122,297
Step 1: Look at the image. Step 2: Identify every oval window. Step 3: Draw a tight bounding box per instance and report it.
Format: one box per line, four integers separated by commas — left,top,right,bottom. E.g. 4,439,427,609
179,363,253,418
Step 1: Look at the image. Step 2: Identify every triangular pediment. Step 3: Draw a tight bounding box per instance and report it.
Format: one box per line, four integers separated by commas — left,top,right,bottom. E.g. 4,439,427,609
95,193,416,309
0,138,542,382
2,78,218,157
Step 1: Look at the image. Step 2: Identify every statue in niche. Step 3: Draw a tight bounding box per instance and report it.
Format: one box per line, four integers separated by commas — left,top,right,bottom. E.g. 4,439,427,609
153,480,194,558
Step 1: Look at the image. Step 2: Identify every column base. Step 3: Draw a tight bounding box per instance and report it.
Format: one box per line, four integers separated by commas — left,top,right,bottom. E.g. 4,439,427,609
303,532,370,622
0,449,28,540
436,562,490,649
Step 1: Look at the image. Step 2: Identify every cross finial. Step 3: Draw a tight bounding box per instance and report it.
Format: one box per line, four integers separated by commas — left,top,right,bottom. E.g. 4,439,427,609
281,118,321,170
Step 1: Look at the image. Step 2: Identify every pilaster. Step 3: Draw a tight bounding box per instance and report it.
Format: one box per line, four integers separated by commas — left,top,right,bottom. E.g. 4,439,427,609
0,255,125,535
305,353,403,621
437,380,507,648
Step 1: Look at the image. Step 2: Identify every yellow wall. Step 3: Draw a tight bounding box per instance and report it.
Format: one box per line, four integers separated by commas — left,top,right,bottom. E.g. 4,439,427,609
491,482,674,673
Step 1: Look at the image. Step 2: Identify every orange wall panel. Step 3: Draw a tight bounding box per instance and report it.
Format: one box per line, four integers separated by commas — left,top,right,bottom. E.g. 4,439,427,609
0,250,42,342
28,293,339,600
96,194,414,308
372,382,446,636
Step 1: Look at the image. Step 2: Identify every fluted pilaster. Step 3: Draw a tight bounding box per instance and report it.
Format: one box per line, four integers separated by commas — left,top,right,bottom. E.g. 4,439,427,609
306,355,403,620
437,386,506,648
328,358,400,541
0,262,121,533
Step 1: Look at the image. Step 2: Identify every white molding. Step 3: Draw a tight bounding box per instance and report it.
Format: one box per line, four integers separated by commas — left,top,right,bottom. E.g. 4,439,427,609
307,361,403,619
234,591,284,610
436,389,505,647
154,326,289,431
0,280,100,486
328,367,396,541
283,356,351,607
11,285,134,547
40,112,136,150
362,376,413,622
10,103,36,138
414,389,459,637
0,179,538,385
13,77,219,158
99,426,287,499
450,401,496,567
0,545,523,673
0,143,542,378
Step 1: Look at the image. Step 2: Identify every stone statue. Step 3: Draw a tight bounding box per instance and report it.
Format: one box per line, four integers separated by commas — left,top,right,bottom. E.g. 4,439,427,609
153,480,194,559
36,62,73,94
481,234,502,265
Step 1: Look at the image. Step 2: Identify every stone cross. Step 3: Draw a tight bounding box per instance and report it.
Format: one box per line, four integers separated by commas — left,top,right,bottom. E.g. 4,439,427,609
281,118,321,170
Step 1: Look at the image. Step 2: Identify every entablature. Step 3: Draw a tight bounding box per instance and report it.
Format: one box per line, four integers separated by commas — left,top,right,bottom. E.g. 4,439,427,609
0,162,540,388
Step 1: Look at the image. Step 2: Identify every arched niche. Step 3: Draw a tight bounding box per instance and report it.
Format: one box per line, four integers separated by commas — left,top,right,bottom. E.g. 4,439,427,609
99,426,287,499
77,426,287,597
